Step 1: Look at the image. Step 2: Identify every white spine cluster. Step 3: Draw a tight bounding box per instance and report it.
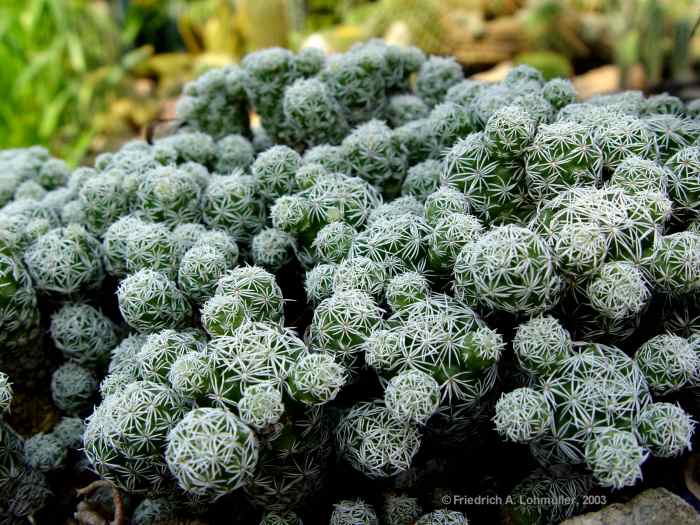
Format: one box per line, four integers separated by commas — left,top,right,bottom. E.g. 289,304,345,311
165,407,259,499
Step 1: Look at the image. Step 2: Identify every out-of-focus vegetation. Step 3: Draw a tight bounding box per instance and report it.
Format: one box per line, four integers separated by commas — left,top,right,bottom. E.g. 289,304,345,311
0,0,150,164
0,0,294,163
2,0,700,163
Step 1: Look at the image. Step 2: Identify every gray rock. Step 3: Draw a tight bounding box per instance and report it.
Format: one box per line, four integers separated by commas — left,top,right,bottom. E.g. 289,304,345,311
561,488,700,525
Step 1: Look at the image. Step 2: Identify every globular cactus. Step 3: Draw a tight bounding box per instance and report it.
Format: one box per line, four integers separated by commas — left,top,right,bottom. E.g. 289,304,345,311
23,433,67,472
78,172,129,235
643,114,700,162
14,180,46,201
0,254,40,350
504,466,593,525
283,77,349,147
504,64,544,91
643,92,684,115
644,232,700,296
454,224,562,315
201,294,249,337
272,195,311,236
384,271,430,312
637,402,695,458
252,145,301,201
242,48,311,141
445,78,486,108
321,44,388,126
117,269,192,333
302,144,349,174
484,105,537,159
634,334,699,395
359,39,424,92
336,401,421,478
368,196,424,226
237,383,285,431
386,94,429,127
286,352,347,406
442,133,528,224
381,494,422,525
542,78,577,110
524,121,602,200
136,329,203,384
251,227,296,271
215,266,285,323
393,118,439,165
428,101,475,152
178,244,231,304
193,230,240,267
165,407,259,500
309,290,383,369
493,388,552,443
666,146,700,216
37,157,70,190
109,334,148,377
594,115,657,171
0,420,24,487
24,224,104,295
341,120,406,196
83,382,185,494
51,362,97,415
50,303,118,368
168,349,210,401
158,131,216,165
205,321,305,407
202,172,265,243
124,219,184,279
332,256,387,298
423,186,470,227
137,166,202,227
366,294,500,408
131,497,179,525
304,263,337,305
426,212,483,274
215,134,255,173
175,65,249,138
312,222,356,264
586,261,651,322
173,223,208,253
584,427,647,489
384,370,440,425
608,155,668,194
415,56,464,107
497,344,648,464
401,159,441,202
52,416,85,450
330,499,379,525
102,215,147,277
512,316,572,376
533,187,667,265
305,173,381,231
350,214,430,276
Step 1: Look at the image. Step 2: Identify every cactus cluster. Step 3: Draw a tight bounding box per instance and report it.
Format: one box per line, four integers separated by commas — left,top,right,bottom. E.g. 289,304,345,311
1,40,700,524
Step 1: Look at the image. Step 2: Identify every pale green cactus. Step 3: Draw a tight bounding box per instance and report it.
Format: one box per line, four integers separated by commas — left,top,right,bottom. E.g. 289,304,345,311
584,427,647,489
117,269,192,333
165,407,259,499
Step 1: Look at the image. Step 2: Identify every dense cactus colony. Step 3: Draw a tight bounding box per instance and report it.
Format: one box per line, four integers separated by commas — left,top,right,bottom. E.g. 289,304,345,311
1,39,700,524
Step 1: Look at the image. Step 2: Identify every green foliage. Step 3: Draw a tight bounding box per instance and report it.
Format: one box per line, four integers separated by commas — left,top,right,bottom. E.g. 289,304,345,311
0,0,151,163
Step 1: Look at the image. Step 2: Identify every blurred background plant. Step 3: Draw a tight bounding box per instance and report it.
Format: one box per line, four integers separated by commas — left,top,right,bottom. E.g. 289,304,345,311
1,0,700,164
